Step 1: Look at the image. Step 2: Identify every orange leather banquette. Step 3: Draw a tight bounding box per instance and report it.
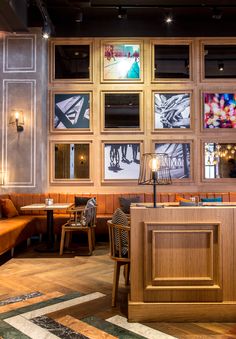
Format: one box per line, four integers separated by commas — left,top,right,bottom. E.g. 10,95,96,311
1,192,236,257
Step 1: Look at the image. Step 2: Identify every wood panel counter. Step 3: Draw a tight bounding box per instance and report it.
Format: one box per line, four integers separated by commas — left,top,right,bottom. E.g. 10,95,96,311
128,205,236,322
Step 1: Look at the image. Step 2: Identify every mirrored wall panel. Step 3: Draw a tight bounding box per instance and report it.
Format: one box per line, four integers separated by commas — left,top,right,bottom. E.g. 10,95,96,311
54,143,90,179
204,45,236,78
104,93,140,129
154,45,190,79
204,142,236,179
55,45,90,79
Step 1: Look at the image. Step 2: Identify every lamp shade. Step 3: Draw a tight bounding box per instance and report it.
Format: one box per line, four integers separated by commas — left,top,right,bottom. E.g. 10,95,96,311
138,153,172,185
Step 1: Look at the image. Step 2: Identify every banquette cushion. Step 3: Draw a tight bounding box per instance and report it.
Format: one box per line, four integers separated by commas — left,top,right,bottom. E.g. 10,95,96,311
175,195,192,203
201,197,222,203
119,196,140,214
1,199,19,218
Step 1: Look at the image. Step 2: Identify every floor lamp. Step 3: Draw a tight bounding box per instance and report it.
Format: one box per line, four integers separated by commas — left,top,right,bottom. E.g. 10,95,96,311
138,153,172,208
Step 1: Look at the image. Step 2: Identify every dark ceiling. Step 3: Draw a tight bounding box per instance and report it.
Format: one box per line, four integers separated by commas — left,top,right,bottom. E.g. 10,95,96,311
2,0,236,37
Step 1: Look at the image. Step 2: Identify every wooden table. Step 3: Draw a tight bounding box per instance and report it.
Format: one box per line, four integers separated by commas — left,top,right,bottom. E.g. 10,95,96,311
21,203,73,252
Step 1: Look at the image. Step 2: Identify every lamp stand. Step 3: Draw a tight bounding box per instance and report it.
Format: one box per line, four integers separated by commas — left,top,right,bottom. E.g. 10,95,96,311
153,171,157,208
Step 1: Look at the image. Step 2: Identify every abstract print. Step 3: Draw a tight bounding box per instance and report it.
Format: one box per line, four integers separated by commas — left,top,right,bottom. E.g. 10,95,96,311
54,93,90,129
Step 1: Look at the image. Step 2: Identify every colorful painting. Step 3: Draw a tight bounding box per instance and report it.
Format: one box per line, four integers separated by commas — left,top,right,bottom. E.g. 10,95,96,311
104,143,140,180
103,43,140,80
155,143,191,179
204,93,236,128
54,93,90,130
154,93,190,128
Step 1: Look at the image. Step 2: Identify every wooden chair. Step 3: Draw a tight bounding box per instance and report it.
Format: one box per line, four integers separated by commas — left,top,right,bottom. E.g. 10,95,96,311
60,205,96,255
107,220,131,307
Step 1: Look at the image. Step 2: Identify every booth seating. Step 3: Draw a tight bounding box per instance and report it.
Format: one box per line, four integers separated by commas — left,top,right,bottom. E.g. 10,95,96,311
0,192,236,257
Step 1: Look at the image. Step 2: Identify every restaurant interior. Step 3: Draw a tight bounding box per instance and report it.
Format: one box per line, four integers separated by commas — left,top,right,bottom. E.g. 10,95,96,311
0,0,236,338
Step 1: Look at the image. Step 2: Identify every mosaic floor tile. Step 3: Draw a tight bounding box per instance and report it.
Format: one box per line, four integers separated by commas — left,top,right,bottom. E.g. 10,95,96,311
106,315,177,339
0,292,43,307
32,315,88,339
57,315,118,339
0,292,63,314
82,316,146,339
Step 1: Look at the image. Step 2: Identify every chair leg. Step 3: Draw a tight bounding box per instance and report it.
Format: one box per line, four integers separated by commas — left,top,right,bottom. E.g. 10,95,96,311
59,228,66,255
91,228,96,249
112,261,121,307
65,232,72,248
124,263,130,286
88,228,93,255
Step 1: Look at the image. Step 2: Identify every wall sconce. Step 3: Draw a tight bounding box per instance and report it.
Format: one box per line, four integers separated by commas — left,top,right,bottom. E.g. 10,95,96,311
79,154,85,164
9,110,24,132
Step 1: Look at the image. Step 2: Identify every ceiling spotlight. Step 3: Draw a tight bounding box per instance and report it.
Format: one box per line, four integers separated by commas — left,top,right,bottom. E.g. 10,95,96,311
165,13,173,24
42,21,51,39
218,62,224,71
212,7,222,20
75,9,83,23
118,6,127,19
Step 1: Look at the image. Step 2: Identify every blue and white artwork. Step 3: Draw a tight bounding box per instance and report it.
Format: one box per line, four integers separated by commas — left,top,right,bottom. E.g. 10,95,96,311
104,143,140,180
54,93,90,129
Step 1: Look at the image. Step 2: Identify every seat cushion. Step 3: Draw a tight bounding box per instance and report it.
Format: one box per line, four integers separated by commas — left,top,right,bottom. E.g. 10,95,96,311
119,196,140,214
201,197,222,203
1,199,19,218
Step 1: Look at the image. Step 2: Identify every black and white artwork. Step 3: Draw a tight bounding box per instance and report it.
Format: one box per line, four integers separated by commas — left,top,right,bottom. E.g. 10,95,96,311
154,93,190,129
54,93,90,130
155,143,191,179
104,143,140,180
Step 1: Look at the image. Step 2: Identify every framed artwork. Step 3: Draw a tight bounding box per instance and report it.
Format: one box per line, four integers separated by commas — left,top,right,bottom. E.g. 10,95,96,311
101,40,143,82
151,39,193,82
153,92,191,130
49,39,93,83
204,141,236,180
50,91,92,132
50,141,93,184
154,141,192,181
101,91,143,132
102,142,142,182
203,93,236,129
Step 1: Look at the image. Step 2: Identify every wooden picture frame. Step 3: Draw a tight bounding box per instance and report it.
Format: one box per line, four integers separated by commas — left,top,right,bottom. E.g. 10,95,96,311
152,90,193,132
200,39,236,83
201,139,236,182
153,140,193,182
50,90,92,133
101,90,143,133
50,140,93,185
151,39,193,83
102,141,143,183
201,91,236,130
101,39,143,83
49,38,94,84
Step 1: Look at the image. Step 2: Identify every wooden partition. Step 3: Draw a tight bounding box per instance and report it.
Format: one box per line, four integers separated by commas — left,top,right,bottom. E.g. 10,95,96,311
129,205,236,322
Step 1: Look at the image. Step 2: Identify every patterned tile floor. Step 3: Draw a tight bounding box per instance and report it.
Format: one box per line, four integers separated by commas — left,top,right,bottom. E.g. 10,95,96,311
0,291,176,339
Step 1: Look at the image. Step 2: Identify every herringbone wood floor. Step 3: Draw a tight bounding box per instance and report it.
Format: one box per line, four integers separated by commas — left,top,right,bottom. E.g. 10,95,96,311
0,242,236,338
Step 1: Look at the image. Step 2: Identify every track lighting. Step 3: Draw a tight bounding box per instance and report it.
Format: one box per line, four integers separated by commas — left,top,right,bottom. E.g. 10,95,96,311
212,7,222,20
75,9,83,23
118,6,127,19
165,13,173,24
42,21,51,39
218,62,224,71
